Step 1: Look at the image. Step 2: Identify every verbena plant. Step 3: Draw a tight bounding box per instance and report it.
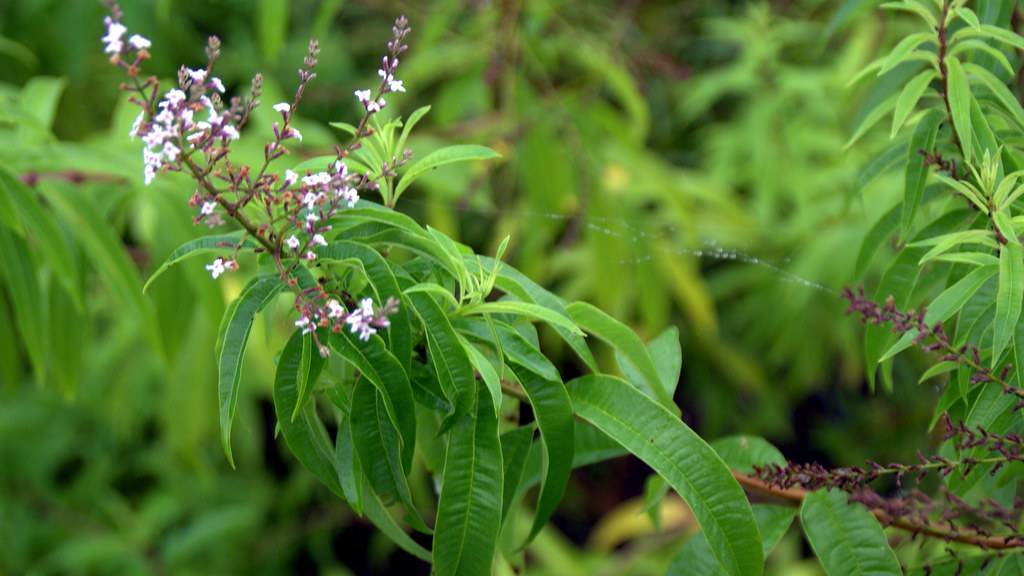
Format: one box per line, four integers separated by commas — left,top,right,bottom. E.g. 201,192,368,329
66,1,1024,574
97,4,768,575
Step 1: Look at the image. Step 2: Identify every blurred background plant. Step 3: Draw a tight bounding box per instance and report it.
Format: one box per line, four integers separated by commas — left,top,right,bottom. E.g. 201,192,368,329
0,0,963,574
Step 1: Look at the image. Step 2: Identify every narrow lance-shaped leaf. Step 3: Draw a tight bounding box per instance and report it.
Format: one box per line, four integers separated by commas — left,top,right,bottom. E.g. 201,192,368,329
433,387,503,576
499,426,535,523
946,56,973,162
801,489,902,576
272,329,340,495
329,330,417,471
394,144,501,203
408,291,476,421
567,301,677,412
144,233,256,293
992,239,1023,367
217,274,284,467
891,69,936,138
567,375,762,576
511,367,574,546
0,226,47,384
901,110,944,236
666,504,796,576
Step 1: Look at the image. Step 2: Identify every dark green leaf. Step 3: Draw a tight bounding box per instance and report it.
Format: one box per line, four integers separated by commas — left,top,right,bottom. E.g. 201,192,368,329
801,489,901,576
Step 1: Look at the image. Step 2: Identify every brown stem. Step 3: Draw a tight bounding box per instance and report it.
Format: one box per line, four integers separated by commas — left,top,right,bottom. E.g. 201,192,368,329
732,471,1024,549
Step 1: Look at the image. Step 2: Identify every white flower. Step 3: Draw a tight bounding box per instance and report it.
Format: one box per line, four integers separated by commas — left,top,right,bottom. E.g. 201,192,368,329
102,19,127,54
209,77,226,93
286,127,302,141
337,186,360,208
201,201,217,216
205,258,226,279
346,298,378,341
128,34,151,50
378,68,392,82
302,191,324,210
283,169,298,187
273,102,291,114
163,142,180,162
305,251,317,261
354,89,372,104
295,315,314,335
305,212,320,224
129,112,144,139
164,89,187,106
312,234,327,247
327,299,345,319
286,235,300,251
367,98,385,113
302,172,330,187
388,79,405,93
188,68,207,83
221,125,240,141
333,161,347,176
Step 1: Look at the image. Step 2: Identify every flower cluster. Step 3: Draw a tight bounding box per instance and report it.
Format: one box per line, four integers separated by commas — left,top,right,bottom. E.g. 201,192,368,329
354,15,410,114
295,296,399,346
104,3,410,355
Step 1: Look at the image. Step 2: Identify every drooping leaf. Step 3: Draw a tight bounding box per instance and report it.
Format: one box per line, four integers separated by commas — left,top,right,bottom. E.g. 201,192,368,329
567,375,762,576
567,301,676,412
711,435,786,475
946,56,973,162
992,240,1023,366
499,425,535,523
511,367,574,545
616,326,682,398
433,387,503,576
394,144,500,202
143,232,256,293
216,274,284,467
901,110,944,236
0,226,46,384
408,291,476,420
891,69,936,137
800,489,901,576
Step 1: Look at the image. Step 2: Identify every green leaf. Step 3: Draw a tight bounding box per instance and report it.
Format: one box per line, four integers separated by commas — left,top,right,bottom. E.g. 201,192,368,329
394,144,500,203
499,426,535,523
711,436,786,475
891,69,936,137
946,56,973,162
17,76,66,130
433,388,503,576
955,6,982,29
853,139,908,197
955,23,1024,51
919,361,959,384
460,334,503,416
666,505,796,576
348,378,429,533
567,301,676,412
408,291,476,420
800,489,901,576
926,264,998,326
39,184,161,353
992,240,1023,366
856,203,901,278
329,330,417,471
845,94,899,149
463,300,584,337
216,274,284,467
272,329,339,495
481,258,598,371
963,62,1024,131
511,367,574,545
902,110,944,236
360,473,433,562
616,326,682,398
395,105,431,160
0,226,46,384
460,318,560,382
948,39,1015,76
144,233,256,293
2,170,80,308
567,375,762,576
879,32,934,76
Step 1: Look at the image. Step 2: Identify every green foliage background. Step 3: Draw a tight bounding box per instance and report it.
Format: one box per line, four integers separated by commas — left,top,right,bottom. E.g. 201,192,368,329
0,0,962,574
